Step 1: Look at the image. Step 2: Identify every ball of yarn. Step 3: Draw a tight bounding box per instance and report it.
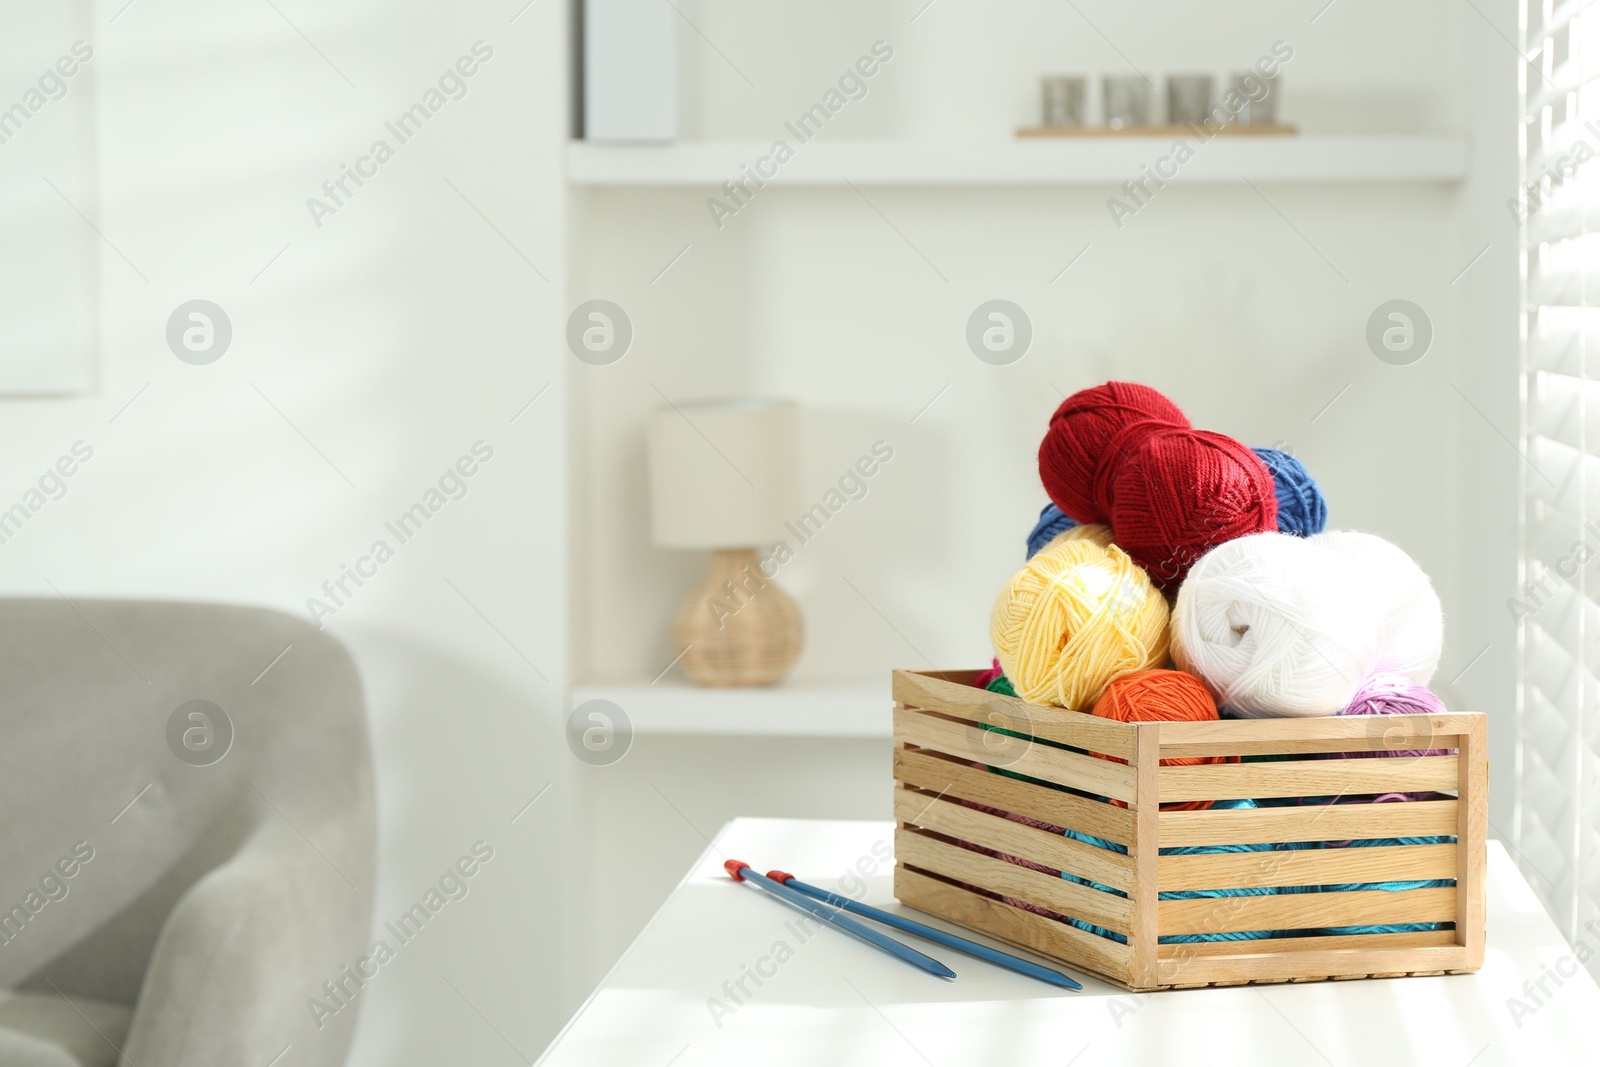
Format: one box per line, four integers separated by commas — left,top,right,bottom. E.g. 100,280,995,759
1172,532,1380,718
1107,424,1279,589
972,657,1004,690
1035,521,1115,558
1252,448,1328,537
1312,531,1443,685
1092,669,1233,812
1336,672,1449,760
1026,503,1078,559
1093,667,1218,722
1038,382,1189,524
985,672,1017,698
991,536,1170,710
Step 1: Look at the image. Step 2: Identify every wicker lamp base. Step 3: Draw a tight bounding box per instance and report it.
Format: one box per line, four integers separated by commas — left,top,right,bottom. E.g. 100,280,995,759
672,547,803,687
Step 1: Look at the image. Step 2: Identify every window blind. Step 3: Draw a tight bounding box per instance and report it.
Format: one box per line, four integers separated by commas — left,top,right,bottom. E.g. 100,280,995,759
1519,0,1600,969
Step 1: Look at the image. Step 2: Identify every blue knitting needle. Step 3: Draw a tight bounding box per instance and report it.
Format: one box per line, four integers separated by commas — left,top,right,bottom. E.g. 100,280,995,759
724,860,956,979
766,868,1082,991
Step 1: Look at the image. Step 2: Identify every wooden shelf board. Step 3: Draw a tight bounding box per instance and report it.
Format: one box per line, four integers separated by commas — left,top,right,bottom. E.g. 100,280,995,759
1016,123,1298,138
570,679,891,738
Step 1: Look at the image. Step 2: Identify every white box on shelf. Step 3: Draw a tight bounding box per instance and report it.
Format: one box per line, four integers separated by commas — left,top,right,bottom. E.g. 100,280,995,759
584,0,676,142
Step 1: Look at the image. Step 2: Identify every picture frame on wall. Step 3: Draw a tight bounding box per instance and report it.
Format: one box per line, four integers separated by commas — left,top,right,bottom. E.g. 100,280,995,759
0,0,96,396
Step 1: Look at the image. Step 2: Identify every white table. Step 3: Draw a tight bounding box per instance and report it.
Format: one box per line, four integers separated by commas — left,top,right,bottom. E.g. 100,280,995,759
538,819,1600,1066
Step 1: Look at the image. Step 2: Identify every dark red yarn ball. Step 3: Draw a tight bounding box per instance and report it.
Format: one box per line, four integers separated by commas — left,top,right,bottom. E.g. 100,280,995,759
1107,424,1278,589
1091,418,1175,522
1038,382,1189,524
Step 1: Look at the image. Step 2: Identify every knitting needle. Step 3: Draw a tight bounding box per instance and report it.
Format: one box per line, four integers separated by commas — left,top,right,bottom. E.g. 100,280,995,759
766,869,1082,991
723,860,956,980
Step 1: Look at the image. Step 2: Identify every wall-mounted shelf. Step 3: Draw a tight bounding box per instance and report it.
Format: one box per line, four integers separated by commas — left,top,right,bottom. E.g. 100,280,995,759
568,135,1470,186
570,680,890,738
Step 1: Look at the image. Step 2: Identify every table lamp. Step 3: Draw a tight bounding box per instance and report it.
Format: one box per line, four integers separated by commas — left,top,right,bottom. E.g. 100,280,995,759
647,398,804,687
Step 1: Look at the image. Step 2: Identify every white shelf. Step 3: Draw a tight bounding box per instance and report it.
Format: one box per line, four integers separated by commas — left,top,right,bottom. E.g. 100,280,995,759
570,679,890,738
567,135,1471,186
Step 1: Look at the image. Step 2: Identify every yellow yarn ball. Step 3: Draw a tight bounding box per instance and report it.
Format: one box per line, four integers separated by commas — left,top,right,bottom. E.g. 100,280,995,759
990,536,1171,710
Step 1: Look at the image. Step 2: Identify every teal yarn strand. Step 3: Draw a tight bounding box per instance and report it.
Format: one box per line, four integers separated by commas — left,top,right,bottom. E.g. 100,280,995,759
1274,795,1456,934
1056,799,1285,944
1313,834,1455,935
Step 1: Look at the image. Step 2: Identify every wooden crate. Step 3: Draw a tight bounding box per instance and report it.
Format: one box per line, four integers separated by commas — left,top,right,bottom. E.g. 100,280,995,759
891,669,1487,990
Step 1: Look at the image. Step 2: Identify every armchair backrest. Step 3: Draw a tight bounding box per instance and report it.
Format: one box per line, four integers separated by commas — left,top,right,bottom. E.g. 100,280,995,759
0,599,375,1011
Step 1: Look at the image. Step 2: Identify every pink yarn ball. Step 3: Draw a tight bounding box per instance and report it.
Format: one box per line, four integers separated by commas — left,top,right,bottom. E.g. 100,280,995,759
1337,672,1449,759
953,795,1066,916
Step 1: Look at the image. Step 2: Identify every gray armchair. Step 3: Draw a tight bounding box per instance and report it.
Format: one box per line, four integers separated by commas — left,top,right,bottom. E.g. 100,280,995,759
0,600,375,1067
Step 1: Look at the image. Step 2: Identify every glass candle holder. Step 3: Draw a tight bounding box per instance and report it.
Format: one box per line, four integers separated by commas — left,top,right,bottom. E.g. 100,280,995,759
1041,76,1087,128
1166,74,1214,126
1232,71,1279,125
1102,75,1151,129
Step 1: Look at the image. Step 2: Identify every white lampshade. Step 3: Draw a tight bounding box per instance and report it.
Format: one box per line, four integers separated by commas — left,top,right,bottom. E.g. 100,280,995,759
647,398,802,549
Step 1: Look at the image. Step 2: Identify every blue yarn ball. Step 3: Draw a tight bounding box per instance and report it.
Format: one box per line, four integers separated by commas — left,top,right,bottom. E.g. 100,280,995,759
1252,447,1328,537
1026,503,1078,559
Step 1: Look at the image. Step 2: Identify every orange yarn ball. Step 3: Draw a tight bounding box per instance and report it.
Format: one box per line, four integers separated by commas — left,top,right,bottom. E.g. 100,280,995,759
1091,669,1236,811
1092,668,1218,732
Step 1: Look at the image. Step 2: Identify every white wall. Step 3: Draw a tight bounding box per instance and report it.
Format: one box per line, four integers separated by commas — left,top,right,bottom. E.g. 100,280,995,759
1451,0,1521,845
0,1,571,1062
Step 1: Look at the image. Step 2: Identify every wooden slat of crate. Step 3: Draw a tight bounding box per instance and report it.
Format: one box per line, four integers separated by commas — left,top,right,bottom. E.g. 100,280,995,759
1130,722,1161,989
895,705,1136,802
1158,800,1458,848
1158,885,1458,936
894,669,1135,760
1160,738,1460,759
1456,715,1489,969
1157,928,1455,960
1153,945,1470,987
892,787,1134,890
892,746,1135,846
893,864,1133,982
1155,714,1481,758
1159,843,1458,892
898,868,1464,991
1159,755,1459,803
903,668,991,687
895,828,1134,933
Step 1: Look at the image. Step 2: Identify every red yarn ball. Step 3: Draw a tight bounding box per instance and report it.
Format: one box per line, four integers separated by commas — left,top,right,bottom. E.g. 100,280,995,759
1039,382,1189,524
1091,418,1172,521
1107,425,1277,589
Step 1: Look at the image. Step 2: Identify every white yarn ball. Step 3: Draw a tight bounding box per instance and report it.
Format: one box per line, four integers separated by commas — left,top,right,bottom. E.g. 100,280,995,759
1172,532,1381,718
1310,530,1443,686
